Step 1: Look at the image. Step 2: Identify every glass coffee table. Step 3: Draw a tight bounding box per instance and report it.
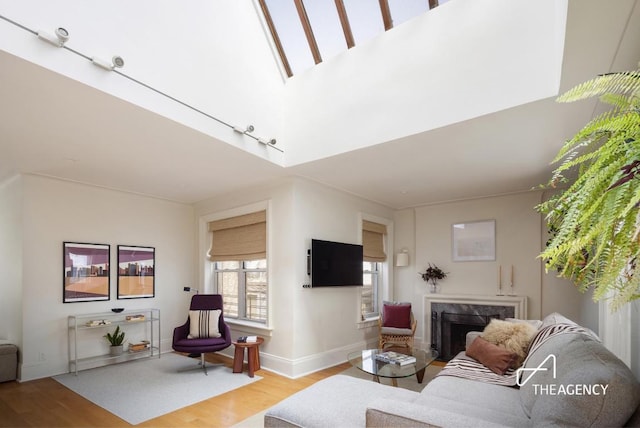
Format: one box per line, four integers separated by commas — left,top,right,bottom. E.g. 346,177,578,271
347,348,438,387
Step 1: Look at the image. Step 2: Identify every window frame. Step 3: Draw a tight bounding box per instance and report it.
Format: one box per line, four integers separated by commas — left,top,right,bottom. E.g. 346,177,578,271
362,261,381,319
198,201,272,333
358,214,393,324
213,259,268,323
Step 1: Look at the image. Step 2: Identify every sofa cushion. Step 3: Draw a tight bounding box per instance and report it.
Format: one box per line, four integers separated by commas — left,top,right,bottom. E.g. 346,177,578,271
467,337,516,375
422,376,525,419
264,374,420,427
505,317,543,330
369,395,524,428
481,319,537,367
540,312,578,329
415,377,529,427
519,331,640,427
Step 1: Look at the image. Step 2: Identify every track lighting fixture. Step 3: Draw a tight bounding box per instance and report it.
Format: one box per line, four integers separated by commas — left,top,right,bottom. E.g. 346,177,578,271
91,55,125,71
233,125,255,134
258,138,277,146
1,14,285,152
37,27,69,47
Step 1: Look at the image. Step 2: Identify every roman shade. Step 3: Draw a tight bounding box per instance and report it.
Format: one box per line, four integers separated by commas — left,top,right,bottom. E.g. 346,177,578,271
362,220,387,262
208,210,266,261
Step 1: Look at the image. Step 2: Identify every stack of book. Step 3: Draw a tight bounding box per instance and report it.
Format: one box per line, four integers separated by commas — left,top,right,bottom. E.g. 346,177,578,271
129,340,150,353
86,319,111,327
237,336,258,343
126,314,145,322
375,351,416,366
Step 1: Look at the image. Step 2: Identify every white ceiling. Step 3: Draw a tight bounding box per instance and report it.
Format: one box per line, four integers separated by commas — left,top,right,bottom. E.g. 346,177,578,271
1,0,639,209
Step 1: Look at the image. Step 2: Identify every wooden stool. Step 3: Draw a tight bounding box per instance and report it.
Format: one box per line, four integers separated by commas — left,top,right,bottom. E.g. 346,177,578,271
232,337,264,377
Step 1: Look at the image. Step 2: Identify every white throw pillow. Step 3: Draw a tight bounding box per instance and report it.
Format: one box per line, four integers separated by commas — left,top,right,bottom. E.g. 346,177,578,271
188,309,222,339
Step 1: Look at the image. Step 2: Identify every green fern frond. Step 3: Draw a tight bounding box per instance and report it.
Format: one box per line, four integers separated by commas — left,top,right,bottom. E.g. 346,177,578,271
557,71,640,102
539,68,640,311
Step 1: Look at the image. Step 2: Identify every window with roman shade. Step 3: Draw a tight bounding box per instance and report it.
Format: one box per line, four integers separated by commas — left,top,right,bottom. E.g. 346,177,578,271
208,210,267,323
362,220,387,319
208,210,266,261
362,220,387,262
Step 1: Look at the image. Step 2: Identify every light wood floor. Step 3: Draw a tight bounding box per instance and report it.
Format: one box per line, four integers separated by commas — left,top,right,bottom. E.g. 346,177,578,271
0,353,352,428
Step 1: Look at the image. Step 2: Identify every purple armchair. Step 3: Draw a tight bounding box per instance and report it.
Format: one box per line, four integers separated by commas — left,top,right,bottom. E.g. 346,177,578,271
172,294,232,375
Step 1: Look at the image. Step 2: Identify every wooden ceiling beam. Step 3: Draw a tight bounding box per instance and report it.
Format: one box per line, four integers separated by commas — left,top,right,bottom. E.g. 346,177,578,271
257,0,293,77
334,0,355,49
379,0,393,31
294,0,322,64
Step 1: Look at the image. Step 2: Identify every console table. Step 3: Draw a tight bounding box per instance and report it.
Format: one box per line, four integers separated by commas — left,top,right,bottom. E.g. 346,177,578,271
68,308,160,374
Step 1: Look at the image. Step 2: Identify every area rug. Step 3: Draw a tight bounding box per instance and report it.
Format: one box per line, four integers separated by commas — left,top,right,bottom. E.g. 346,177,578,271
340,364,442,392
53,353,262,425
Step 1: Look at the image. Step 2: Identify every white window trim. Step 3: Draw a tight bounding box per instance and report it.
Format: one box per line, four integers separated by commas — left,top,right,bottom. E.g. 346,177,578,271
226,318,274,337
198,200,272,328
357,212,393,326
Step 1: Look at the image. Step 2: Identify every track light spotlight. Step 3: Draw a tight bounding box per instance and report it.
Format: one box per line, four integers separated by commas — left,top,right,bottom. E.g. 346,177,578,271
37,27,69,47
91,55,125,71
112,56,124,68
269,139,277,145
233,125,255,134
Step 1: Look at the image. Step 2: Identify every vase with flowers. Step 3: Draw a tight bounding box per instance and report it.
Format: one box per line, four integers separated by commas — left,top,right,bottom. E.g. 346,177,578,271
420,263,448,293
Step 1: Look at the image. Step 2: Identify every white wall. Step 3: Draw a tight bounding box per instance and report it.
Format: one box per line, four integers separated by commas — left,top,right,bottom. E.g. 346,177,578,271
194,177,394,378
0,0,284,160
0,175,23,347
290,179,393,370
631,301,640,379
18,175,195,381
394,191,596,347
194,177,297,369
283,0,567,164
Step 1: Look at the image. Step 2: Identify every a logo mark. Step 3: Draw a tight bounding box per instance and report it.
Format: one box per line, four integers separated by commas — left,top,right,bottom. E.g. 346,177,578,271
516,354,556,386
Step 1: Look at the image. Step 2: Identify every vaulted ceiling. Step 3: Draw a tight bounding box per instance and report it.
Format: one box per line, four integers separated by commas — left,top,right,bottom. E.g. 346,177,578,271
1,0,639,209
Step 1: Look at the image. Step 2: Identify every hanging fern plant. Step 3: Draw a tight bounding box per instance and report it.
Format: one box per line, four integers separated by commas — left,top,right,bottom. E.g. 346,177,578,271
537,69,640,311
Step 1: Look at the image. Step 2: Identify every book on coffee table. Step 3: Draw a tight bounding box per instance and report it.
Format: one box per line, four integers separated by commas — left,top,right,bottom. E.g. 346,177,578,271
375,351,416,366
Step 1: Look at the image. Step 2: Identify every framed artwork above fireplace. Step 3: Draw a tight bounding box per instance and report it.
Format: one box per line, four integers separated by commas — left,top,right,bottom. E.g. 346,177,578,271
452,219,496,262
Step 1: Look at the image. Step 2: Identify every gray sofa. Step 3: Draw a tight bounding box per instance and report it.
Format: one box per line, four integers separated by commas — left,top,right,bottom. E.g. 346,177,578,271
264,313,640,427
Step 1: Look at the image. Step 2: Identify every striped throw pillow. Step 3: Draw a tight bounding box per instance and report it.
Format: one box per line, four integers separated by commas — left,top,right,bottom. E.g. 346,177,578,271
188,309,222,339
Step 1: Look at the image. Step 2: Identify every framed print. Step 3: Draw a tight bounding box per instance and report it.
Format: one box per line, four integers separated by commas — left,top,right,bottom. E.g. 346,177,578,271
452,220,496,262
63,242,110,303
117,245,155,299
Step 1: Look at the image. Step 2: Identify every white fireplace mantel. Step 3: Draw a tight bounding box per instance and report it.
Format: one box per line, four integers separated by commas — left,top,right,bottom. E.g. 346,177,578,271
423,293,528,348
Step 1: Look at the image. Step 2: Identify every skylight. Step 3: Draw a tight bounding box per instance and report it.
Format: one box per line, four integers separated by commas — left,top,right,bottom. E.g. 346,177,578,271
258,0,446,77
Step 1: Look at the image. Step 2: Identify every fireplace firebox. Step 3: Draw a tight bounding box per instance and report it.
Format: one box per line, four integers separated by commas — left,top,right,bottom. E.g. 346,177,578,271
431,303,515,361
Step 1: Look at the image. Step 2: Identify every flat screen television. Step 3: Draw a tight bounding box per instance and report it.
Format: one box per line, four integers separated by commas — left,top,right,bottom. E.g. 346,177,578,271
310,239,363,287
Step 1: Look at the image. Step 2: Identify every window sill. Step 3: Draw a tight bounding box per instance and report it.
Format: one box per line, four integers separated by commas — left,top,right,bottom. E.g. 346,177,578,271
226,319,273,337
357,317,380,329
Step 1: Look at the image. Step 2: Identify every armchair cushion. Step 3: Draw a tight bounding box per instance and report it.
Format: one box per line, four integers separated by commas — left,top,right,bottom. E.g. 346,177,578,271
188,309,222,339
382,302,411,329
380,326,414,335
